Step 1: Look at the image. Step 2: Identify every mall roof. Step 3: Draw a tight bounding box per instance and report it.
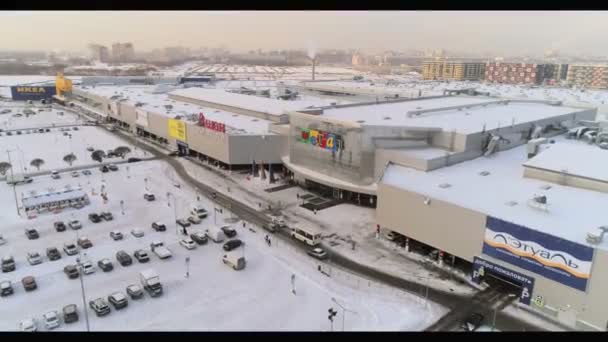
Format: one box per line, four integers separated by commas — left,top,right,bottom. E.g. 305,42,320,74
523,143,608,183
380,137,608,250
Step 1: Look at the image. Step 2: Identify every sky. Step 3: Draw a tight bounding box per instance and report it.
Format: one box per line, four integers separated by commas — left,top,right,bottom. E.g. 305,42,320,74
1,11,608,56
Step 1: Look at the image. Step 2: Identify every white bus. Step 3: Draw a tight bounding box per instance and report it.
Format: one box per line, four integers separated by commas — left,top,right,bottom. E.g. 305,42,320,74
290,226,322,246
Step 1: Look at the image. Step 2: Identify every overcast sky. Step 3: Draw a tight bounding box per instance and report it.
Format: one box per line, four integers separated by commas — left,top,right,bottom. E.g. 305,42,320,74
1,11,608,55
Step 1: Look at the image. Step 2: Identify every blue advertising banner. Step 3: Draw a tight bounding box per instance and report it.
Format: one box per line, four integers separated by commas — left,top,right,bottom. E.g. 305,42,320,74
10,86,56,101
482,216,594,292
472,257,534,305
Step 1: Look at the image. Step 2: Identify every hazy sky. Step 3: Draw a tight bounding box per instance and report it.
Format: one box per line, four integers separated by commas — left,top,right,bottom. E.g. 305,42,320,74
1,11,608,55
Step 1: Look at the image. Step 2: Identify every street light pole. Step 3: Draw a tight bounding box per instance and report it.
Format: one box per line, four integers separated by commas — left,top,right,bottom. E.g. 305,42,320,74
167,192,178,236
332,297,357,332
74,229,90,332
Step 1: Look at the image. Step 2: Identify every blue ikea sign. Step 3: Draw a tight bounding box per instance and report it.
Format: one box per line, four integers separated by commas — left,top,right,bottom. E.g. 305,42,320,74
10,86,56,101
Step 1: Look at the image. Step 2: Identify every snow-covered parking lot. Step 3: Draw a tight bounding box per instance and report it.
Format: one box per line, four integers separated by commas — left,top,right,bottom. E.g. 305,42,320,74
0,159,440,331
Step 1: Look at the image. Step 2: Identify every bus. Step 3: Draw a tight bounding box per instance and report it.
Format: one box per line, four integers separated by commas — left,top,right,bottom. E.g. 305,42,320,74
290,226,322,246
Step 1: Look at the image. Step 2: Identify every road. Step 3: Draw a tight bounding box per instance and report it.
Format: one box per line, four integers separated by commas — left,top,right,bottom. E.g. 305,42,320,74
69,107,553,331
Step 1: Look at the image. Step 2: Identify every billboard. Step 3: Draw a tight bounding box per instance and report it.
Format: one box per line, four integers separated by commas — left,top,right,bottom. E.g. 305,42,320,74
168,119,186,141
10,86,56,101
482,216,594,292
297,128,344,152
198,113,225,133
135,109,149,127
472,257,534,305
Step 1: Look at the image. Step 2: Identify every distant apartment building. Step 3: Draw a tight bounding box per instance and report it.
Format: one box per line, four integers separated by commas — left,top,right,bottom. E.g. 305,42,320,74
89,44,110,63
485,62,554,85
112,43,135,63
352,54,366,66
422,60,486,81
566,64,608,89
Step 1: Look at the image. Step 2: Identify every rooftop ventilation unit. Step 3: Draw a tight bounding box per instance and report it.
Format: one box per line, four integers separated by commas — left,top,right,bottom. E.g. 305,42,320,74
438,183,451,189
540,184,552,190
356,120,365,123
383,117,391,120
479,171,490,176
484,135,501,157
586,226,608,244
505,201,518,207
527,137,547,158
527,194,549,212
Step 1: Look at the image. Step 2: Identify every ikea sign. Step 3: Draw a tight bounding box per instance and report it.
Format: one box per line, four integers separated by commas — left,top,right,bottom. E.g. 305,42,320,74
10,85,56,101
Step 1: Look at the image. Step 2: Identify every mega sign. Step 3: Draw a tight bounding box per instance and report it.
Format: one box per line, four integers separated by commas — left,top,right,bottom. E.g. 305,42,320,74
198,113,225,133
472,257,534,305
482,216,594,291
297,128,344,152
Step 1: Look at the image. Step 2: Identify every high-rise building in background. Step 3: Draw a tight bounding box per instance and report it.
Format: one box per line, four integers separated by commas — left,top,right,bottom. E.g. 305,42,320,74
422,60,486,81
567,64,608,89
88,44,110,63
112,42,135,63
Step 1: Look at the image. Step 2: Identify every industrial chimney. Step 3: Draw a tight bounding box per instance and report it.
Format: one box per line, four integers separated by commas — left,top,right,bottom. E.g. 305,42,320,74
312,57,317,81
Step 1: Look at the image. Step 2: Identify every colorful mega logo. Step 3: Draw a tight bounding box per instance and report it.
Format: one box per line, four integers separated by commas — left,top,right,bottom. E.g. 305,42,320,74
297,128,344,152
482,216,594,291
16,87,46,93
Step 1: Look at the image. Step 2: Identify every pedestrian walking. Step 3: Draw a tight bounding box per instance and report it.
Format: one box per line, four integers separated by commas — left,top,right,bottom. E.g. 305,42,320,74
267,237,272,247
242,221,246,229
183,226,188,236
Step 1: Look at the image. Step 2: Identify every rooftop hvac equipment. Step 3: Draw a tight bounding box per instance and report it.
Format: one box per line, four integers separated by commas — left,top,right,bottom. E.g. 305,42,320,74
586,226,608,244
527,137,548,158
438,183,451,189
527,194,549,212
484,135,501,157
530,125,544,140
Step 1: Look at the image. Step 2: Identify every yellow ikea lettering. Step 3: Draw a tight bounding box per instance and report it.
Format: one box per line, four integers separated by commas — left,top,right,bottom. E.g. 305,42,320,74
16,87,45,93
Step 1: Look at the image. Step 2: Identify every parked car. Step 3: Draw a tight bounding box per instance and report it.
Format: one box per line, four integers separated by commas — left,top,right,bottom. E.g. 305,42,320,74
126,284,144,300
25,228,39,240
461,313,485,331
134,250,150,263
19,318,37,332
131,228,144,238
0,280,13,296
116,250,133,266
68,220,82,230
110,231,124,241
82,261,95,275
190,231,208,245
176,219,190,229
88,213,101,223
82,169,92,176
221,225,237,238
63,243,78,256
71,171,80,178
64,265,79,279
100,165,109,173
151,222,167,232
72,126,79,131
187,216,202,225
50,171,60,179
26,252,43,265
262,223,277,233
307,247,328,260
100,211,113,221
223,239,243,252
143,193,155,201
77,236,93,249
89,298,111,317
108,164,118,171
179,238,197,250
108,292,128,310
54,221,67,232
21,276,37,291
63,304,79,323
87,147,95,152
1,256,16,272
98,258,114,272
127,157,142,163
43,311,60,330
46,247,61,261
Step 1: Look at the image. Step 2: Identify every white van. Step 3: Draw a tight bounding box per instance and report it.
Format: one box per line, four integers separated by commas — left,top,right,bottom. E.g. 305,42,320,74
222,253,246,270
191,205,208,219
205,226,226,243
50,171,60,179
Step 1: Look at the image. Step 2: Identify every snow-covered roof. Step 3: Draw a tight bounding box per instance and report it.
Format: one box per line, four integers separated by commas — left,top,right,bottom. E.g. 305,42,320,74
523,143,608,183
22,187,87,208
321,96,583,133
380,136,608,250
76,85,275,135
169,88,332,117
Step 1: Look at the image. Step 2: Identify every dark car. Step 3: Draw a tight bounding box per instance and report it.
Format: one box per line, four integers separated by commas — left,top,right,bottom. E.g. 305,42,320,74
100,212,113,221
88,213,101,223
63,304,79,323
190,231,208,245
151,222,166,232
223,239,243,252
64,265,79,279
100,165,109,173
46,247,62,261
461,313,485,331
98,258,114,272
127,157,142,163
45,128,50,132
54,221,66,232
2,256,16,273
221,226,237,238
25,228,39,240
89,298,111,317
143,193,155,201
77,237,93,249
108,292,128,310
21,276,37,291
307,247,328,260
176,219,190,229
116,251,132,266
133,250,150,263
108,164,118,171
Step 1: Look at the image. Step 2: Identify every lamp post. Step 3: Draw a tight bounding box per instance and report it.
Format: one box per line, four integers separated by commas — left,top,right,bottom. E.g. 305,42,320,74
167,192,178,236
328,308,337,332
75,229,90,331
331,297,357,331
6,150,20,216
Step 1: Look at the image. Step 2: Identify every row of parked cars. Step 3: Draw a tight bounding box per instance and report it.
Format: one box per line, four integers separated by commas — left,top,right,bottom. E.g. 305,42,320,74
2,239,89,274
1,276,38,296
19,304,79,332
89,211,114,223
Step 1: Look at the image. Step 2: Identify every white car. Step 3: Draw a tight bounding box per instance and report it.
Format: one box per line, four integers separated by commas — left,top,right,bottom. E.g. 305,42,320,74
19,318,36,332
179,238,197,250
68,220,82,230
43,311,59,330
131,228,144,238
71,171,80,178
81,261,95,275
187,216,202,225
27,252,43,265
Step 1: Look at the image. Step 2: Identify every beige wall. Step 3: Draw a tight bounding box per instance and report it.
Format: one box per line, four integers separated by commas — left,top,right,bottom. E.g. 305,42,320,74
185,123,230,162
228,134,287,165
146,111,170,140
